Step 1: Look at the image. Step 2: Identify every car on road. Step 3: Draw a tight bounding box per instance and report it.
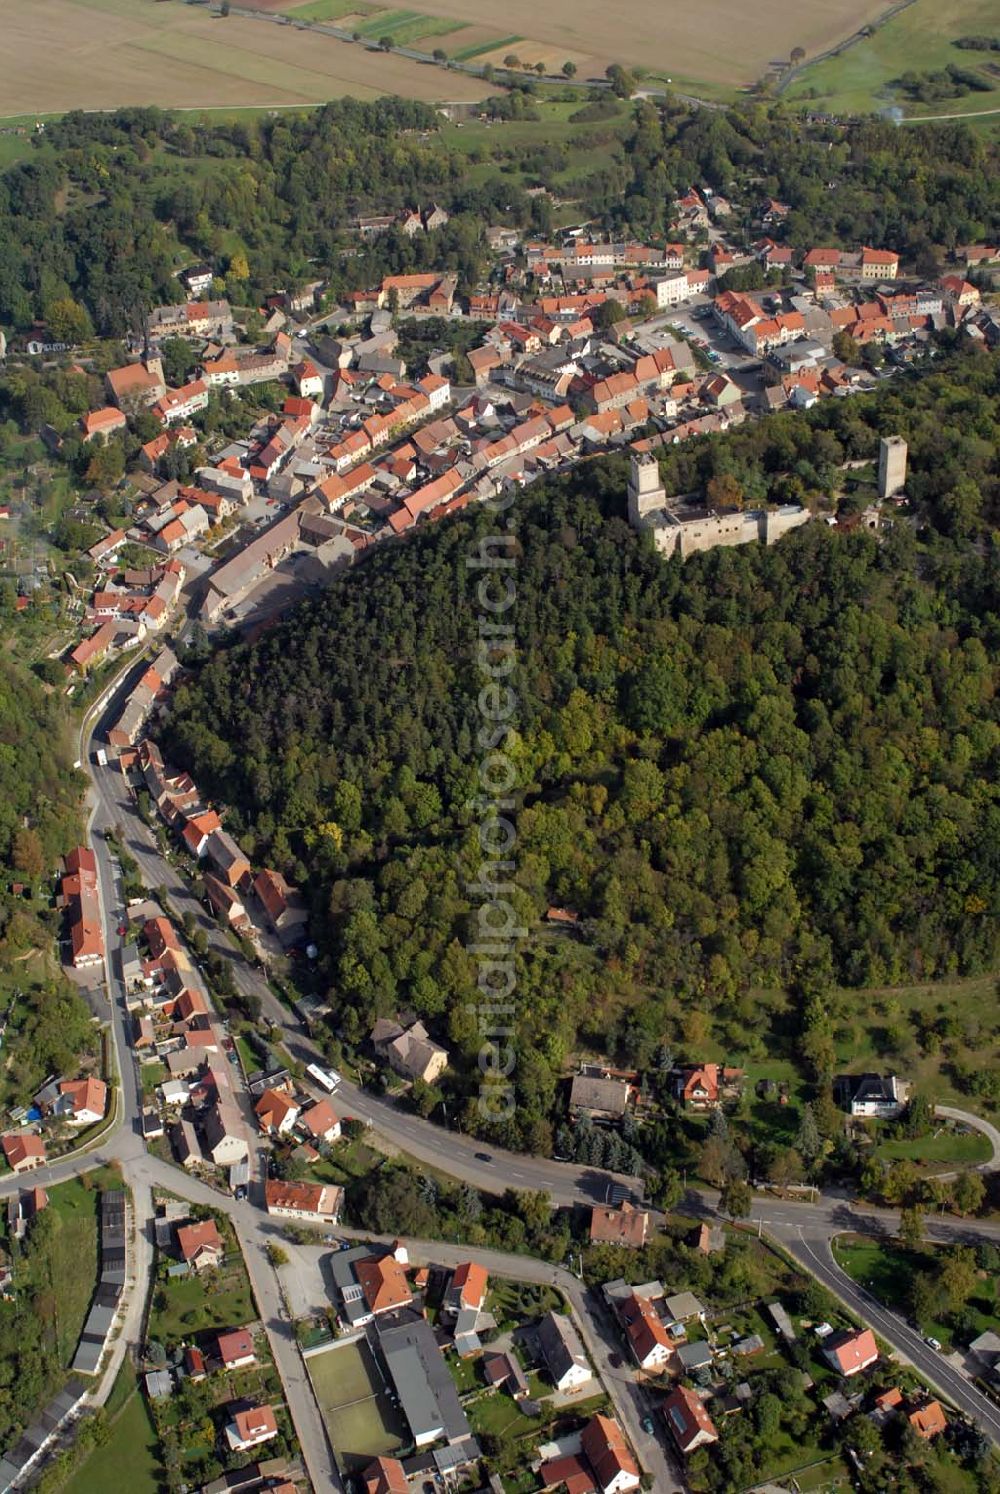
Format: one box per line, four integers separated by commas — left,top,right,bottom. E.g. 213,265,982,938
474,1151,493,1163
641,1415,655,1434
925,1335,942,1351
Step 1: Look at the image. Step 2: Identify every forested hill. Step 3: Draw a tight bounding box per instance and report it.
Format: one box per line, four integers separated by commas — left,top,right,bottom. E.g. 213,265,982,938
166,359,1000,1148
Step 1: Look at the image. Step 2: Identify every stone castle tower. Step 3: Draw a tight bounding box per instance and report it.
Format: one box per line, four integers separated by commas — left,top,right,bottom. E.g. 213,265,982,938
878,435,907,499
627,452,667,527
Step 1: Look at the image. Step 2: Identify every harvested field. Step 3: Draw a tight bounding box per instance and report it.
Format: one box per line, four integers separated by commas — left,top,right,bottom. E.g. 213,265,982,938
1,0,492,114
366,0,901,87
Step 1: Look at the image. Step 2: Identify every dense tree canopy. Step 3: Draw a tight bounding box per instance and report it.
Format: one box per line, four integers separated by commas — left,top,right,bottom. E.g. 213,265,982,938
167,349,1000,1147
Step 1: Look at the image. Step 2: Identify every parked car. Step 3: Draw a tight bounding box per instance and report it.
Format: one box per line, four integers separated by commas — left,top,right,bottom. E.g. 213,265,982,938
925,1335,942,1351
641,1415,655,1434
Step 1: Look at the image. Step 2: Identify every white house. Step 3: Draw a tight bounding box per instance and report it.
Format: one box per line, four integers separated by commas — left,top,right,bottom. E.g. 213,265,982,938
835,1073,909,1119
537,1310,592,1393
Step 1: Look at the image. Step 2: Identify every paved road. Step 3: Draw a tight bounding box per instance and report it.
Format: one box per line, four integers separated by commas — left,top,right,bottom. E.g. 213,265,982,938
66,682,343,1494
782,1228,1000,1446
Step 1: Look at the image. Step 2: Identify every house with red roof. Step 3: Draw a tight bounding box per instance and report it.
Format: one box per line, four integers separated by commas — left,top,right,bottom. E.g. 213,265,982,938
144,917,180,961
254,1087,299,1136
940,275,980,308
908,1399,948,1439
580,1413,641,1493
363,1457,408,1494
57,1076,107,1126
674,1063,744,1109
803,247,842,271
252,869,308,942
444,1261,488,1317
2,1133,46,1174
224,1402,278,1452
859,246,899,280
355,1255,413,1316
264,1178,343,1224
620,1293,671,1372
298,1099,341,1144
105,359,166,411
60,846,104,969
662,1385,719,1454
176,1218,224,1271
216,1327,256,1370
538,1453,595,1493
81,407,127,443
822,1327,878,1377
589,1202,649,1249
181,809,222,857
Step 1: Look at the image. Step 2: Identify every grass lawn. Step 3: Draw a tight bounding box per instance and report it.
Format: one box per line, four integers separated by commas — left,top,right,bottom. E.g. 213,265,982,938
286,0,381,18
450,33,522,62
468,1387,548,1439
65,1389,162,1494
141,1061,167,1095
439,97,629,172
785,0,1000,118
235,1033,257,1070
353,10,467,47
311,1137,380,1187
42,1177,104,1367
692,971,1000,1139
877,1129,992,1168
149,1251,255,1342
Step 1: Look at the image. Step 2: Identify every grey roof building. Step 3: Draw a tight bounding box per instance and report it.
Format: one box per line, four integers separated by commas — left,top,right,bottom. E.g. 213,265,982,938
377,1317,471,1449
536,1310,591,1391
675,1340,713,1372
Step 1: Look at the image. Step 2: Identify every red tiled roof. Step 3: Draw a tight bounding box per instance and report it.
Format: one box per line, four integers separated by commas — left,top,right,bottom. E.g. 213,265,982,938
176,1219,223,1263
355,1255,412,1314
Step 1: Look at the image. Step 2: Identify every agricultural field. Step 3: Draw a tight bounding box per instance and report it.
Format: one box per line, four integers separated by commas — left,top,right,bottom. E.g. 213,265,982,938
785,0,1000,118
1,0,493,116
281,0,899,87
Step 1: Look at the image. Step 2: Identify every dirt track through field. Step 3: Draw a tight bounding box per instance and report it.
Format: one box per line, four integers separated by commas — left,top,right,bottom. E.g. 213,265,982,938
2,0,492,112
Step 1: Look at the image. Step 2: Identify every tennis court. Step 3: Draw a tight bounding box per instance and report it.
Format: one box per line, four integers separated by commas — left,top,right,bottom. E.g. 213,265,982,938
307,1338,406,1469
